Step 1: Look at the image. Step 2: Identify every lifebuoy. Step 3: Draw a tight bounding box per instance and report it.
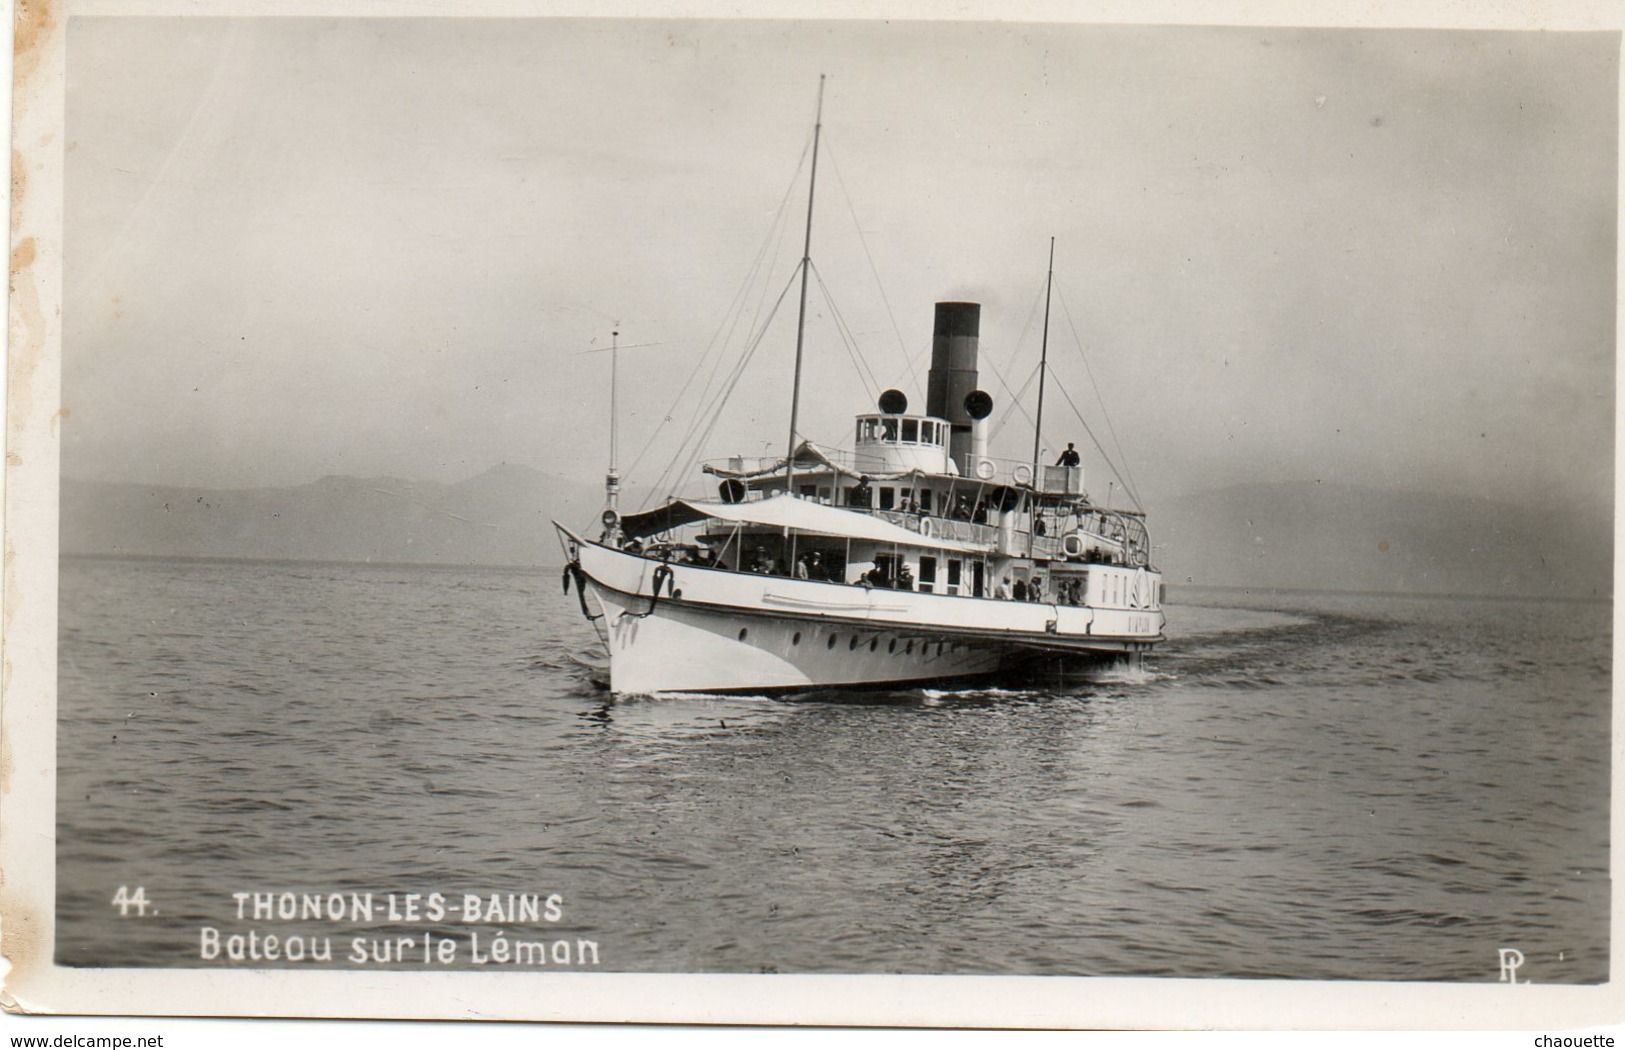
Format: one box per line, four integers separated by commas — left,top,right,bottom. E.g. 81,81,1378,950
918,517,935,537
974,459,996,480
1013,463,1033,485
1061,533,1086,558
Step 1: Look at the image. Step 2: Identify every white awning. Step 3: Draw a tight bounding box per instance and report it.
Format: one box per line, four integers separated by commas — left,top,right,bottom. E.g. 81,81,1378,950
620,494,988,553
703,441,917,483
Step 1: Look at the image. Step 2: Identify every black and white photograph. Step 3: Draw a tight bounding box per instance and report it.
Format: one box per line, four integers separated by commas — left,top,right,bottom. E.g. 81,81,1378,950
3,0,1620,1032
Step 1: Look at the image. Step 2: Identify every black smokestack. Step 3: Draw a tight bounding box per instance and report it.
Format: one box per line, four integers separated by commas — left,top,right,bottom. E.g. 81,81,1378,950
927,302,980,473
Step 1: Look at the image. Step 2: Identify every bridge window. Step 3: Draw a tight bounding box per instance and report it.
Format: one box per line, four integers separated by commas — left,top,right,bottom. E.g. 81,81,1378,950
918,556,937,593
881,418,899,441
878,487,895,510
902,419,918,443
946,560,961,596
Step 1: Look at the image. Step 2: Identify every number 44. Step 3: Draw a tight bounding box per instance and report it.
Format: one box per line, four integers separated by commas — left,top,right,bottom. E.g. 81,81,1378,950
111,885,153,917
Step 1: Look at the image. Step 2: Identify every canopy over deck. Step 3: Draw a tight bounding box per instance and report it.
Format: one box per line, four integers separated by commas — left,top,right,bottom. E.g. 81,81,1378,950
619,494,989,553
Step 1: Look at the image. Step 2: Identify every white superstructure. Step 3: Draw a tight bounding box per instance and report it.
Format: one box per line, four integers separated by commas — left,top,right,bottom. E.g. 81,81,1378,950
557,299,1164,695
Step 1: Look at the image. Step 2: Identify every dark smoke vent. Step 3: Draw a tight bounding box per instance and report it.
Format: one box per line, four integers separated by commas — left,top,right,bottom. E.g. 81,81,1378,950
964,390,993,420
927,302,981,472
926,303,980,422
878,389,908,414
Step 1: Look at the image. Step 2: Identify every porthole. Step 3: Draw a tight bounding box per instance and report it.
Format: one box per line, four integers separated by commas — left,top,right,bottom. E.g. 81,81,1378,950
937,642,945,656
828,635,838,650
869,637,878,652
888,639,897,654
792,631,802,646
849,636,859,651
738,628,748,641
905,640,913,655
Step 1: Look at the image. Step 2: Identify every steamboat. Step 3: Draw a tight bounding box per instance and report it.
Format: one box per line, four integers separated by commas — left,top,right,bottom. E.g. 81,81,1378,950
555,84,1164,695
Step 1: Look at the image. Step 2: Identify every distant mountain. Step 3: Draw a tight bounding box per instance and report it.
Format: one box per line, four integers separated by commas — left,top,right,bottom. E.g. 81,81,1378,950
1154,481,1611,599
62,470,1613,598
61,465,604,567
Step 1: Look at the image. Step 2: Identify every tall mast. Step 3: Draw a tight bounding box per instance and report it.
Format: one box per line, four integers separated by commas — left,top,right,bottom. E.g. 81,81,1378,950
785,75,826,497
605,327,620,516
1028,238,1055,556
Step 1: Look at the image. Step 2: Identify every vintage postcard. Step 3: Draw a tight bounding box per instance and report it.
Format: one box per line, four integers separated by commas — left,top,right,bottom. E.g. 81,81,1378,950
3,0,1621,1033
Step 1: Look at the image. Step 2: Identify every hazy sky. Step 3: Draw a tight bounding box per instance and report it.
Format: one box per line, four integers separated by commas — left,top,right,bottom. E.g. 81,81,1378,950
64,18,1617,518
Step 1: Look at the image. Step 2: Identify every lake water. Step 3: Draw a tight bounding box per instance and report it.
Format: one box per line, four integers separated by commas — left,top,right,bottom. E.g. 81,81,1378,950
55,556,1609,981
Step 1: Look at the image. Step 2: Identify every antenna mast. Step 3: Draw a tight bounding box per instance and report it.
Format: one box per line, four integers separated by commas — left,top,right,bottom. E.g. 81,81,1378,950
1028,238,1055,556
605,327,621,516
785,75,826,497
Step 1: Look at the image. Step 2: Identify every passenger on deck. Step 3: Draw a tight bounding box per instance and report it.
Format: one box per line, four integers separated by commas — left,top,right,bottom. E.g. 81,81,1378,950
995,576,1012,600
750,547,775,574
796,550,824,581
1012,578,1028,601
1057,443,1081,467
848,476,873,507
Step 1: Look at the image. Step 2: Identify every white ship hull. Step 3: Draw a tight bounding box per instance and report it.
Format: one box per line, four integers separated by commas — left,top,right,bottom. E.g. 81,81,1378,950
561,528,1163,695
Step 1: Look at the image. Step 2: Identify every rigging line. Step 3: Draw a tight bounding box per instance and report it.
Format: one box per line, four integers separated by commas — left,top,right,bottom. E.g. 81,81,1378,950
1012,279,1047,377
1048,370,1143,511
696,141,809,436
629,138,812,491
662,240,785,470
745,142,811,355
982,280,1047,441
986,353,1037,435
628,216,800,491
670,131,810,455
809,260,883,399
988,361,1040,443
1055,286,1142,505
679,273,802,493
1050,374,1142,512
901,339,932,385
812,283,882,406
821,136,922,399
654,266,804,501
